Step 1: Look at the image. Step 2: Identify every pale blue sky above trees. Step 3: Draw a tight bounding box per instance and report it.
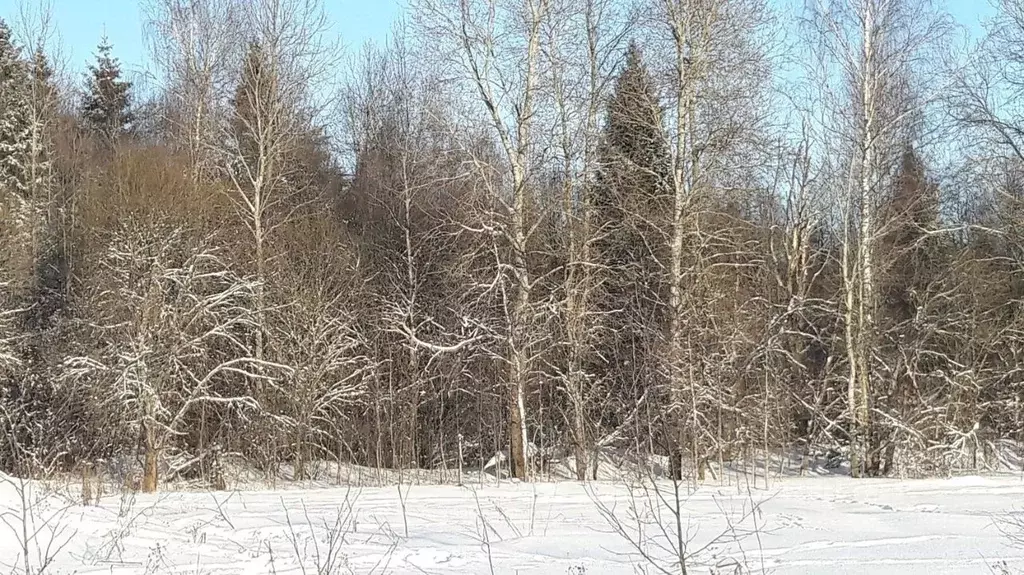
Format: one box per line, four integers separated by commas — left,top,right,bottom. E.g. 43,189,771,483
1,0,403,76
0,0,996,80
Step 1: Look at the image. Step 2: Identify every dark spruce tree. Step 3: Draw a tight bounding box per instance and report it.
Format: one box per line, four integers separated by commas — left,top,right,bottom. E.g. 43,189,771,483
0,19,32,199
874,146,945,476
593,43,679,477
81,36,133,145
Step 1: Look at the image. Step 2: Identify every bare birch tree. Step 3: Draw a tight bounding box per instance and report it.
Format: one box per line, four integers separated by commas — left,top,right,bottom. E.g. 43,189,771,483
411,0,553,480
220,0,337,369
144,0,244,180
648,0,774,479
806,0,946,476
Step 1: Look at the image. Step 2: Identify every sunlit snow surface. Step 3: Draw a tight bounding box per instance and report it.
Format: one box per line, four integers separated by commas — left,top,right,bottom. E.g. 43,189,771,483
4,472,1024,574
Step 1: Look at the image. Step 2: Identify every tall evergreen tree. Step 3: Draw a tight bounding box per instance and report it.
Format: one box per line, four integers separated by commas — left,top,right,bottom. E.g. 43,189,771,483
82,36,133,143
26,48,55,200
595,43,669,287
24,46,65,332
879,147,941,324
0,19,32,200
595,43,667,218
593,42,672,466
874,146,946,475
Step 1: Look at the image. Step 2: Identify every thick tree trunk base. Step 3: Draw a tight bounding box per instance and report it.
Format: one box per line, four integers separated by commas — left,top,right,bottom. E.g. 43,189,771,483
142,448,158,493
509,391,528,481
669,449,683,481
574,444,588,482
510,436,528,480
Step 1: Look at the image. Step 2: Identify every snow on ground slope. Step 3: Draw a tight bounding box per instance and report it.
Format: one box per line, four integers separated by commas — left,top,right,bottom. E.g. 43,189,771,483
3,473,1024,574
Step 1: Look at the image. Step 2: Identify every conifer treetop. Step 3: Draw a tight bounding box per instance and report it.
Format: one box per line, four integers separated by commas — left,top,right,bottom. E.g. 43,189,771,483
0,18,32,199
82,35,133,143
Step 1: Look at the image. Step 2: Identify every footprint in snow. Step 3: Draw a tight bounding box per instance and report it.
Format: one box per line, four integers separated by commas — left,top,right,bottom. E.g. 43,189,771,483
406,549,455,568
775,513,805,529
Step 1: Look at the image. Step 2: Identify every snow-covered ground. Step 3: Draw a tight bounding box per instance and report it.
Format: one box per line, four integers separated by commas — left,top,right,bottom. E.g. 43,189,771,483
4,470,1024,574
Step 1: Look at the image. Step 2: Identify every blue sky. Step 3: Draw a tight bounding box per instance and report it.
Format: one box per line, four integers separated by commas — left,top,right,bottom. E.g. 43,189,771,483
0,0,404,76
0,0,997,77
948,0,997,36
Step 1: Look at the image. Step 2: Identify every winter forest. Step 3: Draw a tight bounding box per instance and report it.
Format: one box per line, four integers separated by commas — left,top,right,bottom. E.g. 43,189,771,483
0,0,1023,494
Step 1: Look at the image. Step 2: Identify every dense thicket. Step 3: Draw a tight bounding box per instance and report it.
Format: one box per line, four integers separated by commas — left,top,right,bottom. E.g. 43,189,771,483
1,0,1023,490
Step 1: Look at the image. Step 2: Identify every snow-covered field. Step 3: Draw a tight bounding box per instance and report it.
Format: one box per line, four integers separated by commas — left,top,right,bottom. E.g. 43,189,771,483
4,471,1024,574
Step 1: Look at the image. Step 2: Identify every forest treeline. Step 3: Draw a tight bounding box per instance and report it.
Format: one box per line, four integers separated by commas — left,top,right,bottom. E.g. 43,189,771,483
1,0,1023,491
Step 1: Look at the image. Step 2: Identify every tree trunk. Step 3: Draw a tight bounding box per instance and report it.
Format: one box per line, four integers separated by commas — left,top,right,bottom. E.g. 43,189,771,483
664,0,705,484
572,398,589,481
509,346,529,480
401,173,422,470
400,396,420,469
295,422,307,481
401,330,421,469
851,0,878,479
142,425,158,493
669,448,683,481
254,229,266,397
